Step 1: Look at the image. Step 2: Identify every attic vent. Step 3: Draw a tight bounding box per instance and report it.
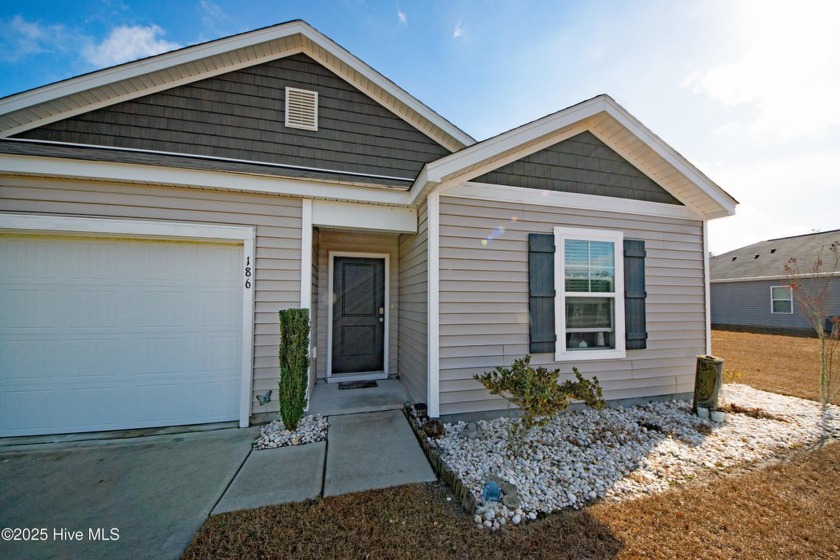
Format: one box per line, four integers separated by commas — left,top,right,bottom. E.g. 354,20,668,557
770,248,777,254
731,257,737,261
285,87,318,131
754,254,760,259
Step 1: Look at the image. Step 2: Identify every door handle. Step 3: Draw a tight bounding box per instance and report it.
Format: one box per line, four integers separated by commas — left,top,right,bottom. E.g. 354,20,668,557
379,317,384,323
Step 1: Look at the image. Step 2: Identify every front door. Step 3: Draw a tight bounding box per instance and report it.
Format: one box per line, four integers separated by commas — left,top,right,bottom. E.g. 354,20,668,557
332,256,385,374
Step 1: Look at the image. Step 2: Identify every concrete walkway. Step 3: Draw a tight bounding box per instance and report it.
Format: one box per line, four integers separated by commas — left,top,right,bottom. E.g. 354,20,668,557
214,395,436,513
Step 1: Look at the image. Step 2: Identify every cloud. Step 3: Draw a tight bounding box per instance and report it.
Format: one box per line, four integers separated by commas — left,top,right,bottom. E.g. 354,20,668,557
200,0,225,27
453,21,465,40
683,0,840,141
397,8,407,26
0,15,72,62
83,25,181,67
705,147,840,254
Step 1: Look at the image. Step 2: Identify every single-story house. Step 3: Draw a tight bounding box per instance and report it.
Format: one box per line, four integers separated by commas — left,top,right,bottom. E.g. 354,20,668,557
711,230,840,335
0,20,736,437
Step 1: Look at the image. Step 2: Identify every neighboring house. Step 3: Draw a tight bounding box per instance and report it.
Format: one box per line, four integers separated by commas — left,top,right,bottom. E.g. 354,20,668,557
0,20,737,437
711,230,840,334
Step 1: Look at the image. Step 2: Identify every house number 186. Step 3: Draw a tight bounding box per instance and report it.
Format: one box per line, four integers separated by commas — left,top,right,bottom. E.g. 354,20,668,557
244,256,252,289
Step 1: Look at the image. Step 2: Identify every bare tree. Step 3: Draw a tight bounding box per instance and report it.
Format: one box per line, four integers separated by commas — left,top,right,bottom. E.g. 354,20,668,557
784,241,840,409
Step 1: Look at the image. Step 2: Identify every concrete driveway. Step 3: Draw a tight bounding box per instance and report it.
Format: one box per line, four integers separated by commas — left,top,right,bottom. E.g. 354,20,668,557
0,427,257,560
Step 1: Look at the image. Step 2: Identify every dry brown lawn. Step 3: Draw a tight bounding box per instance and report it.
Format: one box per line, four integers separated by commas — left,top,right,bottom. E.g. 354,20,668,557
183,331,840,559
712,329,839,405
184,442,840,559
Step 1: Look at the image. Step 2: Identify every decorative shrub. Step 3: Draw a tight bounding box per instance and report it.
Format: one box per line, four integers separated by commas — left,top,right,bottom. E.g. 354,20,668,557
278,308,310,430
474,355,605,450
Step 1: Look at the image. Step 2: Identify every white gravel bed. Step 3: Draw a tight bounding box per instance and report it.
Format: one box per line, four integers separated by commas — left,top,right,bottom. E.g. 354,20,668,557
253,414,328,449
429,384,839,530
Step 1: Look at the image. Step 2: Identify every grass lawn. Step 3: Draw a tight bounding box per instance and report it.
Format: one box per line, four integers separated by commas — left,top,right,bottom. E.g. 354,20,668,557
712,329,839,405
184,331,839,559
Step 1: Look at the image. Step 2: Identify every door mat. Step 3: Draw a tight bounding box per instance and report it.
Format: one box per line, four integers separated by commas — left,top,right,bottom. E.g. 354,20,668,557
338,380,379,390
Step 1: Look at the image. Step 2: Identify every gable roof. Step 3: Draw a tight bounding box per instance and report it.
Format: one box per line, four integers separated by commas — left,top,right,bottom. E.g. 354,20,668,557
0,20,473,152
711,229,840,281
413,95,737,220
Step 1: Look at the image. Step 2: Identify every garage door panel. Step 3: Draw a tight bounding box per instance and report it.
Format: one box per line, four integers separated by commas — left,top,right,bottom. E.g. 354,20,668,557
0,234,244,437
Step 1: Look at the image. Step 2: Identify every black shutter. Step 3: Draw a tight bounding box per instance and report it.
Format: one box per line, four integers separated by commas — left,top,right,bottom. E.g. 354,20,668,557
528,233,556,353
624,239,647,350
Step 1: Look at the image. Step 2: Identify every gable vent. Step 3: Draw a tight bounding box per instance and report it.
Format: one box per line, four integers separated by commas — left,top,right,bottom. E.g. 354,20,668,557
285,87,318,131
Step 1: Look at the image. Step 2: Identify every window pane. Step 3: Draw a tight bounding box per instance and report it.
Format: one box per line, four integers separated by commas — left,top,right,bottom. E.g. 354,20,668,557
772,286,791,300
566,297,613,329
565,266,589,292
589,242,614,267
589,268,615,292
566,297,615,350
773,300,792,313
565,240,589,265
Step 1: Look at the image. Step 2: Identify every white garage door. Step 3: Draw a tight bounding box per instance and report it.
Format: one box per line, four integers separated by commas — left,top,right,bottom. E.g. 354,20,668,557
0,234,244,437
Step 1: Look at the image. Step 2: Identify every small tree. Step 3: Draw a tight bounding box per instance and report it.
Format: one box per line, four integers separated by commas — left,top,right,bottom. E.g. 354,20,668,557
474,355,604,452
278,308,310,430
784,240,840,409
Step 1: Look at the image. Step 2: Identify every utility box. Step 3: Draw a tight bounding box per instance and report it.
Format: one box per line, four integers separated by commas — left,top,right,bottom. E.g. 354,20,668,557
693,355,724,412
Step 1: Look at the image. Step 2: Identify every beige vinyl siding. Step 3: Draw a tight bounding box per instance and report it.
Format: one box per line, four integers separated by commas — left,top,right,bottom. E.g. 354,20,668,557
438,195,705,415
314,230,399,378
0,175,302,417
397,199,429,402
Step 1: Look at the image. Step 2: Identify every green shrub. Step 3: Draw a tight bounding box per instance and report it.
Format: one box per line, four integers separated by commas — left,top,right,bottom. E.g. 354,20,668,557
474,355,604,449
278,308,310,430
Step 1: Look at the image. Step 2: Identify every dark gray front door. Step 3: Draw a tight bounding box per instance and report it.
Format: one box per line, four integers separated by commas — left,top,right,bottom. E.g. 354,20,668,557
332,257,385,374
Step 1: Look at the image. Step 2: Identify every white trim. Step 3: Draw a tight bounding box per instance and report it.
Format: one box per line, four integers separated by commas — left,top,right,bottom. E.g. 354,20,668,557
5,137,415,182
711,272,837,283
442,181,702,220
300,200,313,408
554,226,626,361
704,222,711,355
0,154,415,206
0,21,474,148
427,191,441,417
770,285,794,314
301,200,313,309
415,95,737,220
312,200,417,233
0,213,256,429
326,251,390,378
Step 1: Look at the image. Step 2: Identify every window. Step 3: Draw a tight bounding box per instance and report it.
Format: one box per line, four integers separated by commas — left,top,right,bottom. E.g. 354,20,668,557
771,286,793,314
554,227,625,360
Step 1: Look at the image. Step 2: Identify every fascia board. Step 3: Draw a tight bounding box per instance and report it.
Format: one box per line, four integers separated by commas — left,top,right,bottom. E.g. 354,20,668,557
0,21,474,150
423,97,605,183
602,97,738,216
297,27,474,148
0,154,414,206
0,21,309,114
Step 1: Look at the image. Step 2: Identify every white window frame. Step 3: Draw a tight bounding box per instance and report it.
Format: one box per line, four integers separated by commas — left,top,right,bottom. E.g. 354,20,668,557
770,285,794,314
554,226,626,361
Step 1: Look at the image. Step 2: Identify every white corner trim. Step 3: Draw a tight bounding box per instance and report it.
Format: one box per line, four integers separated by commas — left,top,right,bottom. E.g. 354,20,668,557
703,222,711,355
312,200,417,233
301,199,313,309
325,251,390,378
427,191,441,418
0,154,415,206
442,182,702,221
300,199,313,410
0,213,256,429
